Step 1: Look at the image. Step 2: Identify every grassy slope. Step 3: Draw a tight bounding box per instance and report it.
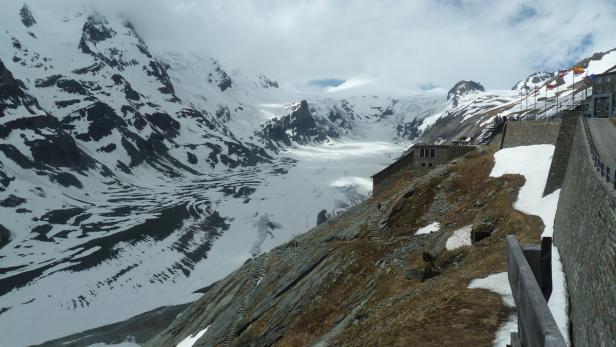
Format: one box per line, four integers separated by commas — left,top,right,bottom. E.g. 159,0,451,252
147,145,545,347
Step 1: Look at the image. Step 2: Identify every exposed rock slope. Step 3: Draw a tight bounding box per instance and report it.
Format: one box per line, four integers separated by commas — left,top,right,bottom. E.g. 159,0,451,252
146,148,546,346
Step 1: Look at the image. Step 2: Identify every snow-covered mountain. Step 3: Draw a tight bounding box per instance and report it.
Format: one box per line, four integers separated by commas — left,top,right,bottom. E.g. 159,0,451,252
419,48,616,144
3,2,616,346
511,71,555,91
0,2,446,345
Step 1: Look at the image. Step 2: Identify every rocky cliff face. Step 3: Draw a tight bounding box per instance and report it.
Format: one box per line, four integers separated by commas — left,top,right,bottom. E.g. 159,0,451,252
260,100,341,147
145,149,546,347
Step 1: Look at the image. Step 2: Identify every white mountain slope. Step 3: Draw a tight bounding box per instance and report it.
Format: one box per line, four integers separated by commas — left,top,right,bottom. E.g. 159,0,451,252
3,2,614,346
419,48,616,143
0,2,446,345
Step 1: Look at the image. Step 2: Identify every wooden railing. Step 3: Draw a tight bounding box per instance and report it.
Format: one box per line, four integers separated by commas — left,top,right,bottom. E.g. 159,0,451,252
506,235,566,347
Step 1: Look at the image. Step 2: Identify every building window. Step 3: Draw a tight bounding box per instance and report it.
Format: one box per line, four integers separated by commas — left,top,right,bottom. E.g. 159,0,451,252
428,163,433,167
421,163,426,167
419,147,436,158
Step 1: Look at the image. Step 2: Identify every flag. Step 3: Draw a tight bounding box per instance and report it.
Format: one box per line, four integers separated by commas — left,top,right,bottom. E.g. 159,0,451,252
558,69,570,77
572,66,585,74
589,74,598,80
547,84,555,90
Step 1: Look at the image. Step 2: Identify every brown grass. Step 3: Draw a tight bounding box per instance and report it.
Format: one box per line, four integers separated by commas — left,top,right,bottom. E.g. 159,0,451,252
241,148,545,347
326,148,544,346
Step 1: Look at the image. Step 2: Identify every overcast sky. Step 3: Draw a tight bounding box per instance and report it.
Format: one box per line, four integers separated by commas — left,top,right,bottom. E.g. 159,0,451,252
92,0,616,91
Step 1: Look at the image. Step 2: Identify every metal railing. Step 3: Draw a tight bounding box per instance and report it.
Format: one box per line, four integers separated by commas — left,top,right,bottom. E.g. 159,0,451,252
581,116,616,189
506,235,566,347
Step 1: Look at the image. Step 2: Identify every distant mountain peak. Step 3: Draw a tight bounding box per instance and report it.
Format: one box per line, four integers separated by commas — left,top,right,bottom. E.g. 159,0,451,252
511,71,554,91
79,14,116,53
447,80,484,107
259,75,279,88
208,58,233,91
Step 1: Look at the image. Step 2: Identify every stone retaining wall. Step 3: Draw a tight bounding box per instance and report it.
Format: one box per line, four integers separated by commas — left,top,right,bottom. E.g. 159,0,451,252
543,113,579,196
501,119,561,148
553,116,616,346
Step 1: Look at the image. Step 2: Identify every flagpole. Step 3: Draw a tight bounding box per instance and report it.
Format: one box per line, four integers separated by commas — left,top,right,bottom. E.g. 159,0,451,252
572,66,575,109
520,88,523,114
556,82,559,112
534,87,537,119
585,72,588,113
544,86,547,118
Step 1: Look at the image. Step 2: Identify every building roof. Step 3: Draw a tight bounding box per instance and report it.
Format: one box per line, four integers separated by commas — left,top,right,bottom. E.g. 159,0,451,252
594,69,616,77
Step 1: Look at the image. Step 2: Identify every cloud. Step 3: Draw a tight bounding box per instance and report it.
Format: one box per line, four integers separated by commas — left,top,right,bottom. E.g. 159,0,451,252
325,78,371,92
25,0,616,90
308,78,346,88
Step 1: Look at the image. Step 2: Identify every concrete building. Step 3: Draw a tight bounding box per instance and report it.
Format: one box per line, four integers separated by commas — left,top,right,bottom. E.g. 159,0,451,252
589,71,616,117
371,144,475,194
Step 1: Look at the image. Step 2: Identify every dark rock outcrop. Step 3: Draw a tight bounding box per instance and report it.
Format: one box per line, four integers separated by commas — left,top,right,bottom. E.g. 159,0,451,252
260,100,337,146
0,194,26,208
259,75,279,88
316,209,328,225
19,4,36,28
0,224,11,249
0,59,42,117
208,59,232,92
79,15,116,53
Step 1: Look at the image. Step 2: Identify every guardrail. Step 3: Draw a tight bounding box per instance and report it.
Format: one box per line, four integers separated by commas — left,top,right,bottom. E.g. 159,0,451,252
581,116,616,189
506,235,566,347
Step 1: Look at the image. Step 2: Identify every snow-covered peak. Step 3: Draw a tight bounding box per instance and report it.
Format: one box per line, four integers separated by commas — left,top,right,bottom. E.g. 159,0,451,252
511,71,554,92
447,80,485,106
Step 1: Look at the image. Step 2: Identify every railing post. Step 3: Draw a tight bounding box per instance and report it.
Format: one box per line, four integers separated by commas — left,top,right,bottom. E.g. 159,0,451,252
506,236,566,347
603,162,606,177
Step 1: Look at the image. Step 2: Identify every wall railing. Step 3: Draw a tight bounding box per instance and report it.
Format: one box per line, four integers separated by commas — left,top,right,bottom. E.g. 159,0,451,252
506,235,566,347
581,115,616,189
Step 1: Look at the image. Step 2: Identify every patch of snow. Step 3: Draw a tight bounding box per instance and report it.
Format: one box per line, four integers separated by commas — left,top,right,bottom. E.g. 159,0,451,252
445,225,472,250
415,221,441,235
330,176,373,193
549,245,570,346
489,145,559,237
468,272,516,347
468,272,514,308
490,145,569,345
87,342,140,347
492,314,518,347
177,325,210,347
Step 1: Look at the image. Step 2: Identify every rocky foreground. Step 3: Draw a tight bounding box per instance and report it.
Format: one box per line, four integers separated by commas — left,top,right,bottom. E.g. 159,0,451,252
140,146,544,347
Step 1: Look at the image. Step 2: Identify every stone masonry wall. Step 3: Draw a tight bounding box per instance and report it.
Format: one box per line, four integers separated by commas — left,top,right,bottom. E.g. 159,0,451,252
501,119,561,148
553,117,616,346
372,150,414,195
543,113,579,196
